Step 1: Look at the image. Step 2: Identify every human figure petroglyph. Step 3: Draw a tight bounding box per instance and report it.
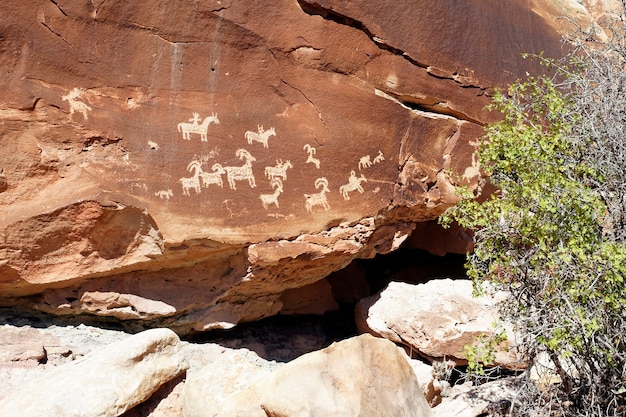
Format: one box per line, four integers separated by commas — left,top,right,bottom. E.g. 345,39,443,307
177,112,220,141
62,88,92,120
264,159,293,181
303,144,321,169
373,150,385,164
358,155,372,171
305,177,331,212
155,189,173,200
245,125,276,148
224,148,257,190
260,178,283,210
179,159,203,196
200,163,226,188
339,170,367,200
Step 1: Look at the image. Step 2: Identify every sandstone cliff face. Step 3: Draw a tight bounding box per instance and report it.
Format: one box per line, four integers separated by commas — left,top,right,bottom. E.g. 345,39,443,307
0,0,567,332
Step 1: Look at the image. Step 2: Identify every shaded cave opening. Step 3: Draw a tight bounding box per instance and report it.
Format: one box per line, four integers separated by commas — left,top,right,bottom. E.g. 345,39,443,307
189,243,469,362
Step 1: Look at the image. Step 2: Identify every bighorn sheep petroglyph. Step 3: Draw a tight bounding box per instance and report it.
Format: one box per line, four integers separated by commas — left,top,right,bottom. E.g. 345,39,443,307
305,177,331,212
224,149,257,190
260,178,284,210
303,143,321,169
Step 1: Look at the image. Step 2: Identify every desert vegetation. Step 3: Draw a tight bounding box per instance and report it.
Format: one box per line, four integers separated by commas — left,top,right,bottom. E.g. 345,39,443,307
440,3,626,416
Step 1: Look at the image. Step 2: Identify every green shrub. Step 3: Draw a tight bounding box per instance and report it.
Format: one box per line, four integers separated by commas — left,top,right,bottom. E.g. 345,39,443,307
440,10,626,415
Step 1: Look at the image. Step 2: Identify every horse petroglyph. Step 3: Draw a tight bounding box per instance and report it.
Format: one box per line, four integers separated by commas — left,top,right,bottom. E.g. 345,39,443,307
260,178,284,210
264,159,293,181
245,125,276,148
62,88,92,120
178,112,220,141
224,149,257,190
303,143,321,169
339,170,367,200
305,177,331,212
155,189,173,200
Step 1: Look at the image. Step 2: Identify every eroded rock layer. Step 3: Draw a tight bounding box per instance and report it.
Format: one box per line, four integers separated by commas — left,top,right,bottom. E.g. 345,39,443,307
0,0,568,331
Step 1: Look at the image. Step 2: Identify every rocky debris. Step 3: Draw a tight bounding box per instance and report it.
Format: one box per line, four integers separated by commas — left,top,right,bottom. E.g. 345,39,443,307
432,378,521,417
203,333,431,417
0,0,570,331
356,280,523,368
0,328,188,417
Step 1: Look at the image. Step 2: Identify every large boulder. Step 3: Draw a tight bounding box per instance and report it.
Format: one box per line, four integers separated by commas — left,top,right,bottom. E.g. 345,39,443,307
356,280,523,368
187,333,431,417
0,328,188,417
0,0,586,330
183,348,280,417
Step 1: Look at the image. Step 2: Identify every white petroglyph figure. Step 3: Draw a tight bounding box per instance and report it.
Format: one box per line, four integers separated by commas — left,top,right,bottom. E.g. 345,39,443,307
260,178,284,210
264,159,293,181
245,125,276,148
373,150,385,164
462,152,480,181
224,149,257,190
179,159,203,196
304,177,331,212
147,140,160,150
303,143,321,169
200,163,226,188
339,170,367,200
62,88,92,120
358,155,372,170
177,112,220,141
155,189,173,200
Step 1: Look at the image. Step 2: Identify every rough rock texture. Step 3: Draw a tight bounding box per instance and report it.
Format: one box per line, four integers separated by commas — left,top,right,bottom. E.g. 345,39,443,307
200,333,431,417
356,280,524,368
0,328,188,417
183,348,279,417
0,1,580,331
432,378,522,417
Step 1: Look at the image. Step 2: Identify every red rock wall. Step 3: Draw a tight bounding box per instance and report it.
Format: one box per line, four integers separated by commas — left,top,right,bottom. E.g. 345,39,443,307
0,0,566,332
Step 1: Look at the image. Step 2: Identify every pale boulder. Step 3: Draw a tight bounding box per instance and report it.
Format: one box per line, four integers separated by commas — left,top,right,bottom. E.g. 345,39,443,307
203,334,431,417
183,348,279,417
356,280,523,369
0,328,188,417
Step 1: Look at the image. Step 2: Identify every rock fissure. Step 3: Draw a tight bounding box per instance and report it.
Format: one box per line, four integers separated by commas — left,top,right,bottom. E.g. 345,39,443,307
39,21,72,47
278,77,328,141
296,0,490,92
49,0,68,17
374,88,482,126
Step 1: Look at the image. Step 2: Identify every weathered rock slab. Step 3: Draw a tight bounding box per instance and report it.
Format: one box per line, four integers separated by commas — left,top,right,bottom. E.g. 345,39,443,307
0,328,188,417
356,280,523,368
0,0,570,331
